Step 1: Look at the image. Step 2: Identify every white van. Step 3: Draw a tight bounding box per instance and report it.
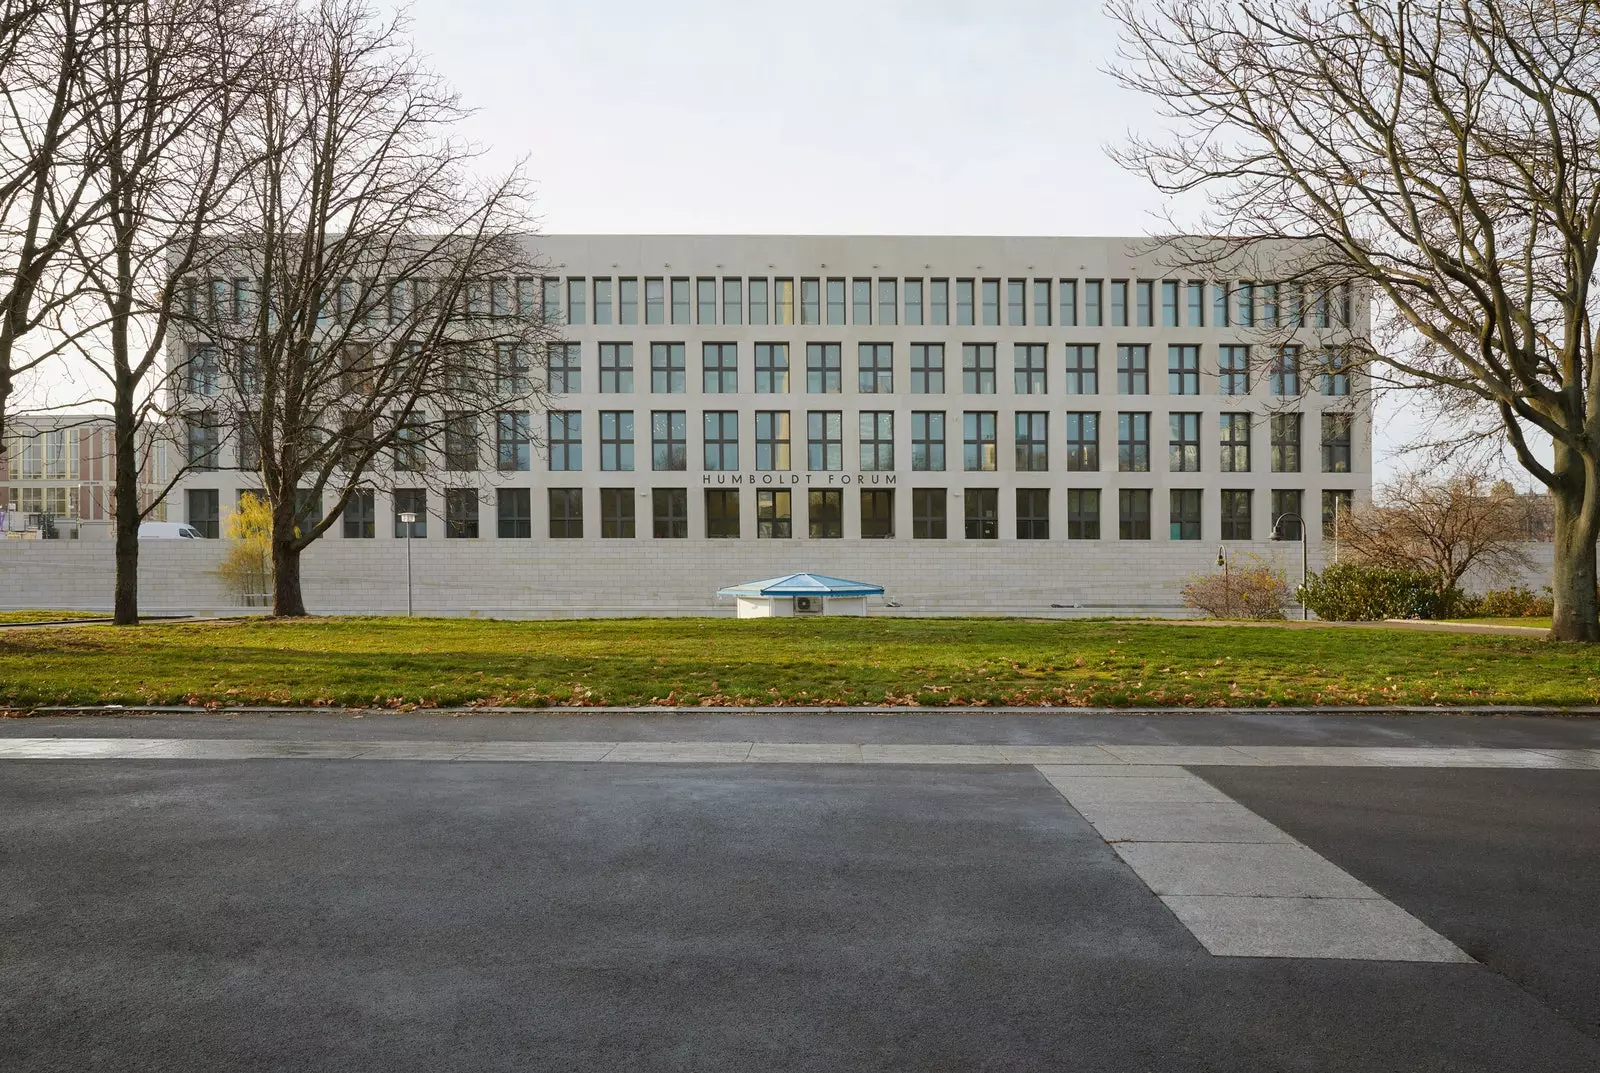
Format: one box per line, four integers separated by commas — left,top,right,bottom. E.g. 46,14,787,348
138,522,205,540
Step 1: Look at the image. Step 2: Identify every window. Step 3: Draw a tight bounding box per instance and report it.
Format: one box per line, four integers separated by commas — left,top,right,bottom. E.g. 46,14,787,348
1016,488,1049,539
1067,489,1100,539
652,410,687,471
549,411,581,471
1236,282,1255,327
861,490,894,538
444,412,478,471
1187,281,1205,328
1033,279,1051,326
1271,346,1301,395
800,275,821,323
1169,489,1201,541
1212,281,1230,327
807,411,843,470
1119,489,1152,540
755,411,791,471
1323,489,1354,539
566,278,587,325
236,415,260,470
878,278,897,325
826,278,846,325
1116,345,1149,394
1014,344,1046,394
858,411,894,471
1261,283,1279,327
187,415,220,470
808,489,842,538
1015,412,1048,471
694,277,714,324
1117,412,1150,472
755,343,789,392
1110,280,1129,326
774,278,795,325
672,278,692,324
858,343,893,393
852,278,872,324
1271,489,1304,540
911,411,945,471
748,278,767,325
962,411,997,471
910,343,944,393
981,279,1000,325
1007,279,1026,325
707,492,742,537
757,489,792,538
1169,412,1200,472
186,489,220,538
1219,413,1251,473
497,488,531,538
548,342,580,394
541,278,562,324
651,342,686,393
1319,349,1352,396
703,411,739,471
332,490,373,539
445,489,479,538
1084,279,1103,326
912,488,947,538
964,488,998,539
1220,346,1249,395
930,279,949,325
392,412,425,473
185,343,220,396
549,488,583,538
1220,489,1251,540
904,279,924,325
956,278,975,325
618,278,638,325
1065,412,1099,472
593,278,613,325
1059,279,1077,326
1270,413,1302,472
653,488,687,538
393,488,426,538
1321,412,1353,473
702,342,737,393
806,343,841,393
1136,280,1155,327
601,488,635,538
1065,345,1098,395
645,277,664,324
600,411,635,471
722,278,742,325
599,343,633,392
490,411,529,472
962,343,996,393
1168,345,1200,395
497,345,532,394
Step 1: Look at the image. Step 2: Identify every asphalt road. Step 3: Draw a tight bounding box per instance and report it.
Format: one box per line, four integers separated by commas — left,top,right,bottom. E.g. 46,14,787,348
3,759,1598,1071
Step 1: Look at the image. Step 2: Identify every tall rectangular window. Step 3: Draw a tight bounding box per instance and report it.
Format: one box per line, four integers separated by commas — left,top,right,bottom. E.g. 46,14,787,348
904,279,924,325
599,342,634,392
858,343,893,393
1059,279,1077,326
1212,281,1230,327
549,488,583,538
1169,412,1201,472
1323,489,1354,539
548,342,580,393
878,278,897,325
807,410,843,470
1220,489,1251,540
593,278,613,325
806,343,842,393
1169,488,1201,540
774,278,794,325
652,410,687,471
445,488,479,538
548,411,581,471
826,278,846,325
393,488,426,539
956,278,975,325
722,278,743,325
645,277,665,324
1321,412,1353,473
755,411,791,471
342,490,376,539
702,342,738,393
1118,412,1150,472
1168,345,1200,395
1065,412,1099,471
910,343,944,393
1236,282,1255,327
671,278,692,324
912,488,947,538
852,278,872,325
755,343,789,393
962,344,996,394
444,412,479,471
1110,280,1129,327
861,489,894,538
186,488,220,538
185,343,220,396
801,278,821,324
1186,281,1205,327
930,279,949,325
187,415,220,470
757,489,792,538
1119,488,1152,540
600,410,635,471
1161,280,1181,327
748,278,768,325
705,489,739,538
496,411,531,471
652,488,688,538
1067,489,1100,539
600,488,635,538
1219,345,1249,395
496,488,531,538
1219,413,1251,472
1084,280,1103,326
1271,346,1301,395
859,411,894,471
619,277,639,325
911,411,945,471
964,488,999,539
962,411,997,471
1033,279,1051,326
1007,279,1026,325
1261,283,1279,327
1015,412,1048,472
1116,345,1149,395
808,489,843,538
1136,280,1154,327
695,277,715,324
1319,349,1352,396
1014,344,1047,394
651,342,686,393
1014,489,1048,539
1065,345,1098,394
566,278,587,325
1271,489,1304,540
540,278,562,324
981,279,1001,326
703,410,739,471
1270,413,1302,472
391,411,425,473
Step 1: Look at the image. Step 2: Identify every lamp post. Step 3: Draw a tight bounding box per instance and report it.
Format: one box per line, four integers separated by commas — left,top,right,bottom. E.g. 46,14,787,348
1273,512,1309,621
1216,545,1229,619
399,511,417,617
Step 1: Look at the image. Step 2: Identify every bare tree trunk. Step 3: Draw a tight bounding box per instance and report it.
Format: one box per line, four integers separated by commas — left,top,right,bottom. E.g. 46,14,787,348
1550,481,1600,643
271,539,306,617
111,388,140,624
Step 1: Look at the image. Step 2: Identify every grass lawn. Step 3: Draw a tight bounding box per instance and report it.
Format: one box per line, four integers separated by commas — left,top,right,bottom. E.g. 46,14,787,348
1443,617,1553,629
0,610,110,625
1,616,1597,710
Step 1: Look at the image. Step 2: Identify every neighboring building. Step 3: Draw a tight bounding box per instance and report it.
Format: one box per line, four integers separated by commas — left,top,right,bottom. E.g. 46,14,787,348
166,235,1372,610
0,414,172,538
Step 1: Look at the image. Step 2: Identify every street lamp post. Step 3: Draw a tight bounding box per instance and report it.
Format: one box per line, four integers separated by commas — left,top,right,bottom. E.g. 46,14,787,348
1216,545,1229,619
1273,512,1309,621
399,511,417,617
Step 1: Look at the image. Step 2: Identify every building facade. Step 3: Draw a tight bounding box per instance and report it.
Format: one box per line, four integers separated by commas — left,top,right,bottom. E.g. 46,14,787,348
0,414,171,538
168,235,1371,612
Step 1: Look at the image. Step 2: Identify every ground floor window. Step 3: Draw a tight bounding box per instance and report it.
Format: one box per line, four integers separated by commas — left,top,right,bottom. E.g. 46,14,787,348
1066,488,1099,540
705,489,739,538
860,489,894,538
1272,489,1304,540
445,488,479,538
653,488,687,538
1323,489,1353,539
1169,488,1201,541
342,490,375,538
1220,489,1251,541
497,488,531,538
1016,488,1049,540
964,488,998,539
911,488,946,539
808,489,842,539
757,489,792,538
601,488,635,538
186,489,219,538
549,488,582,538
393,488,426,538
1118,488,1151,540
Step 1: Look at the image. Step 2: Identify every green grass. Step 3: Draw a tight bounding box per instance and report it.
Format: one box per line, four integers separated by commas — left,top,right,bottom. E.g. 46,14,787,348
1443,617,1553,629
0,610,110,625
0,616,1596,710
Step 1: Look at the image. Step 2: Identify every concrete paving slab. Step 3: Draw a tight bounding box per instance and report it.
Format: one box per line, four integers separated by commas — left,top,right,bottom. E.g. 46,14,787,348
859,744,1009,764
1115,843,1381,899
1228,746,1390,766
1035,764,1193,778
745,743,866,763
1354,747,1575,768
1073,802,1295,844
1044,775,1233,804
454,742,617,761
601,742,754,763
994,745,1121,764
347,742,478,760
1162,895,1472,962
1100,745,1263,766
0,738,162,758
136,740,372,759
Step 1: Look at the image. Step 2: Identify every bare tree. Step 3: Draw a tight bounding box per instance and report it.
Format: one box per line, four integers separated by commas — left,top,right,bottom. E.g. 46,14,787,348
1110,1,1600,640
190,0,551,617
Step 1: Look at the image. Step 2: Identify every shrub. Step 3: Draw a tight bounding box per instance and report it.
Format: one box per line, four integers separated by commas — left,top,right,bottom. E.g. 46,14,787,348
1297,563,1450,621
1474,586,1554,618
1181,556,1290,619
216,493,273,607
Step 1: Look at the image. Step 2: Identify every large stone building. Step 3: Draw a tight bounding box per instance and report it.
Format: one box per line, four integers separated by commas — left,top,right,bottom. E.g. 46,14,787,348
0,413,172,539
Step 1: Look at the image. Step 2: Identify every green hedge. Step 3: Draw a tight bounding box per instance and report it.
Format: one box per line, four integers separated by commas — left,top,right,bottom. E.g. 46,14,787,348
1297,564,1451,621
